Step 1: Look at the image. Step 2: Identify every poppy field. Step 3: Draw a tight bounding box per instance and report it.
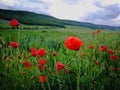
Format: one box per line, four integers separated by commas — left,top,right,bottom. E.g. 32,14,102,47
0,26,120,90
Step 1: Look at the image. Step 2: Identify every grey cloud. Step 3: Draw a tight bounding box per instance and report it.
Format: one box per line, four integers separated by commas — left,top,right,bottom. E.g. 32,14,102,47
0,0,51,14
0,3,13,9
81,4,120,26
28,0,51,9
86,4,120,20
85,4,120,20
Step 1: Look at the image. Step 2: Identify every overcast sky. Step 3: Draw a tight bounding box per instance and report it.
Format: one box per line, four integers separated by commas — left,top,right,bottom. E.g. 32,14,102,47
0,0,120,26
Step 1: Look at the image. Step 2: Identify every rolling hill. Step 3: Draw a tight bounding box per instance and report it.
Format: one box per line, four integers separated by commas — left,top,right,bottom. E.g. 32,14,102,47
0,9,120,30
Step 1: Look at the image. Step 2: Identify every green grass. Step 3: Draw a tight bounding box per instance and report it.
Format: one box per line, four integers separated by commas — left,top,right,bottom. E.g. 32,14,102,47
0,26,120,90
0,19,9,26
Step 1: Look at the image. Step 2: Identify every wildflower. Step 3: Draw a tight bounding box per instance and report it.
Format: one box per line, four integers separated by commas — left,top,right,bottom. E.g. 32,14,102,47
30,47,37,57
52,51,56,56
9,19,19,27
37,48,47,58
108,49,114,55
24,60,31,69
95,61,99,65
81,52,85,57
89,45,94,49
110,66,117,71
110,55,117,61
96,29,100,33
10,41,19,48
40,65,45,71
38,75,47,83
92,32,95,35
56,62,65,72
100,44,107,52
64,36,83,51
38,59,46,71
38,59,46,65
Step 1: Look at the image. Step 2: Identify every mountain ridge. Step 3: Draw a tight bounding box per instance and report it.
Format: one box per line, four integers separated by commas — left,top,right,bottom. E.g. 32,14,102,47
0,9,120,30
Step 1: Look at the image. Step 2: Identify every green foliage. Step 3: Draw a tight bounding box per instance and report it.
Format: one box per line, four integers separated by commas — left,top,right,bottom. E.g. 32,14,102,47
0,26,120,90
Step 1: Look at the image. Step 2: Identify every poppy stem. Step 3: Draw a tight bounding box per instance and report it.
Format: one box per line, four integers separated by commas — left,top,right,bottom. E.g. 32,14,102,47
46,77,51,90
18,25,20,44
76,52,81,90
53,57,61,90
17,26,21,55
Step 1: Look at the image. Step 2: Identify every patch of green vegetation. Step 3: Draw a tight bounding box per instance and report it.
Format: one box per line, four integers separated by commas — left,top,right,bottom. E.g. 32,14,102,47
0,26,120,90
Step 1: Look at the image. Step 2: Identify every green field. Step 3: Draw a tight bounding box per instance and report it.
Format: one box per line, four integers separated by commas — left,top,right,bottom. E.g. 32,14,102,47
0,26,120,90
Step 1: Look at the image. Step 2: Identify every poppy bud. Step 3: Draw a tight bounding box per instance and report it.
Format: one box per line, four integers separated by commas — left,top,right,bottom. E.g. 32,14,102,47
24,60,31,69
89,45,94,49
95,61,99,65
10,41,19,48
38,75,47,83
52,51,56,56
30,47,37,57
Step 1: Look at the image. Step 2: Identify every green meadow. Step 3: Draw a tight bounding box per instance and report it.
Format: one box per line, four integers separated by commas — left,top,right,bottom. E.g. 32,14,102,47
0,25,120,90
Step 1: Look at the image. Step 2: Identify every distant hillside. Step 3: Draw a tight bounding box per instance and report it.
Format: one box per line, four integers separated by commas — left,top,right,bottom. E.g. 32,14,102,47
0,9,120,30
0,9,65,28
61,20,120,30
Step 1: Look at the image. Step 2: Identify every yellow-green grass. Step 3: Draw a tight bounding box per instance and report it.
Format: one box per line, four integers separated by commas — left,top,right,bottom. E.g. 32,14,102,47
0,26,120,90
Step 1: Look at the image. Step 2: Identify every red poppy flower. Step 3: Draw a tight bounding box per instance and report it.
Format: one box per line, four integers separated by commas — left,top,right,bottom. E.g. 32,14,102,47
37,48,47,58
92,32,95,35
64,36,83,51
40,65,45,71
9,19,19,27
108,49,114,55
38,75,46,83
56,62,65,71
110,55,117,61
38,59,46,65
96,29,100,33
30,47,37,57
89,45,94,49
24,60,31,69
110,66,117,71
95,61,99,65
52,51,56,56
100,45,107,52
10,41,19,48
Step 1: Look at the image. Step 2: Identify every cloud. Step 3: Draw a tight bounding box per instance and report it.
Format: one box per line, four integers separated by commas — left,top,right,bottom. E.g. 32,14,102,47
0,0,20,9
0,0,50,14
16,0,51,14
82,3,120,26
112,15,120,25
95,0,120,6
47,0,99,21
61,0,83,5
85,4,120,20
